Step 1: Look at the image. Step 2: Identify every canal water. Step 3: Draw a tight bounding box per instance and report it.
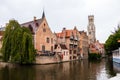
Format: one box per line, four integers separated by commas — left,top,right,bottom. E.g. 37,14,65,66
0,58,119,80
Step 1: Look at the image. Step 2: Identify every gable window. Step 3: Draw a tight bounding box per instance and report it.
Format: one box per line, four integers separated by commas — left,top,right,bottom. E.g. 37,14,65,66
46,37,50,43
44,23,46,26
43,28,46,32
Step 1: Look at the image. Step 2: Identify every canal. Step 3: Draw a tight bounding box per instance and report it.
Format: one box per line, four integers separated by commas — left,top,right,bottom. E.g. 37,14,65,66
0,58,119,80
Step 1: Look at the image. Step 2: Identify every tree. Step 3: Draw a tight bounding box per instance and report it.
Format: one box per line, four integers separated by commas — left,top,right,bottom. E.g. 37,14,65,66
1,20,35,64
105,25,120,55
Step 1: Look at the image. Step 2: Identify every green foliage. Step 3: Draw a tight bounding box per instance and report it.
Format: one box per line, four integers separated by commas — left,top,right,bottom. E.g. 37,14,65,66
1,20,35,64
105,26,120,55
88,53,101,60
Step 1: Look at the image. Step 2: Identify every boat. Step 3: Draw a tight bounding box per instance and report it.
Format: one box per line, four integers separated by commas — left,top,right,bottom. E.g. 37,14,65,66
112,48,120,64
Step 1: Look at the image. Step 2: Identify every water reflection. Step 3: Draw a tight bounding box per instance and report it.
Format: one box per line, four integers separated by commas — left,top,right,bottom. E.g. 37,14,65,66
0,64,36,80
0,58,117,80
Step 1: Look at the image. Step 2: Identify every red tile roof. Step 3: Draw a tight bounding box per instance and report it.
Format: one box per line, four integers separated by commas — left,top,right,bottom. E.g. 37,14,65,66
56,29,77,38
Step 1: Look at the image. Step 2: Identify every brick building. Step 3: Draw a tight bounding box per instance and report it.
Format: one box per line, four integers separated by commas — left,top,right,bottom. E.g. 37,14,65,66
21,12,56,54
89,40,105,56
56,27,80,60
79,31,89,59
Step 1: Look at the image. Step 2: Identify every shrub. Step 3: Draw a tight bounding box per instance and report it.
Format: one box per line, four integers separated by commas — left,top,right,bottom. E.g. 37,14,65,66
89,53,101,60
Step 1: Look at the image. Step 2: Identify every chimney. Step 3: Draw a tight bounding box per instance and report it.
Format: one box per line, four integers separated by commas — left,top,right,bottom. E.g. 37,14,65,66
63,27,66,31
34,16,36,21
62,27,66,34
62,27,66,43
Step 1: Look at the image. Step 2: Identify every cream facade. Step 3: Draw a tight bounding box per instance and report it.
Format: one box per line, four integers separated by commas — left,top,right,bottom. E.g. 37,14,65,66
54,44,69,61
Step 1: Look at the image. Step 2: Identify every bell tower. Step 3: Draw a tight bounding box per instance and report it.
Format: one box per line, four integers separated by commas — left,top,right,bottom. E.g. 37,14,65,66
87,15,96,44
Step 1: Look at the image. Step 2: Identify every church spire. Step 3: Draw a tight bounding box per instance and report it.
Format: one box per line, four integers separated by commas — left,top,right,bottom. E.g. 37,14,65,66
42,10,45,19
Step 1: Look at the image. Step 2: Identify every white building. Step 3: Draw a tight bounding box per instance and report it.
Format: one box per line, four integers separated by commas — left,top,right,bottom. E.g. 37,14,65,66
54,44,69,61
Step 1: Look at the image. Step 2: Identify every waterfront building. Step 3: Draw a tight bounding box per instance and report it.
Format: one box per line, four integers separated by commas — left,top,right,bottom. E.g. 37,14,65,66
54,44,69,61
89,40,105,55
21,12,56,54
56,27,80,60
79,31,89,59
94,40,105,56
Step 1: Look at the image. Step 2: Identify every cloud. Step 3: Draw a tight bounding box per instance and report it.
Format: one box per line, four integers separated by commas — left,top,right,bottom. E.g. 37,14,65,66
0,0,120,43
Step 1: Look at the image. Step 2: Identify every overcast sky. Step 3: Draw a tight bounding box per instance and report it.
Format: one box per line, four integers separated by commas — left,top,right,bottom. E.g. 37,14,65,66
0,0,120,43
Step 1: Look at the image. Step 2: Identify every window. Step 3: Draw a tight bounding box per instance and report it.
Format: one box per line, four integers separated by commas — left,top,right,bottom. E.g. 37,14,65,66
64,51,65,55
51,46,53,52
44,23,45,26
90,19,93,22
89,32,91,34
36,23,39,27
66,51,68,55
46,37,50,43
51,38,53,44
74,50,76,54
42,45,45,52
43,28,46,32
70,50,72,54
70,56,72,60
73,56,76,59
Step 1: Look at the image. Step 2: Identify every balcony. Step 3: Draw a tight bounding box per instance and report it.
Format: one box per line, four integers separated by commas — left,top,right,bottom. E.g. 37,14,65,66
70,36,74,40
70,41,74,45
74,36,78,41
74,42,78,45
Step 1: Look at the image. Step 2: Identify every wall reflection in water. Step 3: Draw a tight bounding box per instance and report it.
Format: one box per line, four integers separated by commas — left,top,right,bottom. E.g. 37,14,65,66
0,58,117,80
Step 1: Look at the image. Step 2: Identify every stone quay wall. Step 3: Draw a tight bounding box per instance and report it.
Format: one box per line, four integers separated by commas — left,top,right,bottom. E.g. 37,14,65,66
35,54,61,64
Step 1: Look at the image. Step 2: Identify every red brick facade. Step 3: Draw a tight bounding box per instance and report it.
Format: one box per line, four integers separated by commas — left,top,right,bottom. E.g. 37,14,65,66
21,12,56,54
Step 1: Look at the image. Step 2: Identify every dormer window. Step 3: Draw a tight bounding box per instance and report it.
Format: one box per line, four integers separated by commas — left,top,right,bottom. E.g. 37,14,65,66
36,23,39,27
